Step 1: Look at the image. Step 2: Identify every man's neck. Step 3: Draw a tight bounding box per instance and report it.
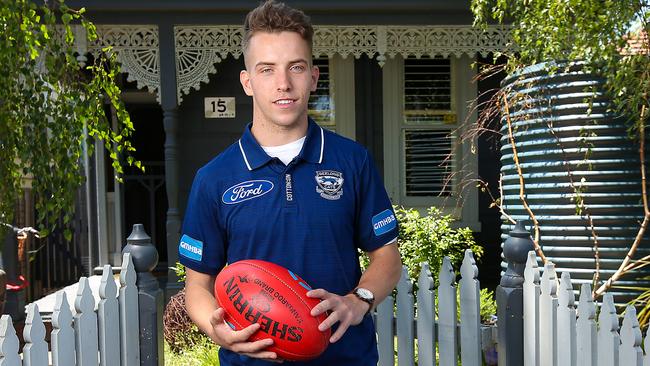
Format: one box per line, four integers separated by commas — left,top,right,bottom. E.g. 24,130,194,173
250,118,309,147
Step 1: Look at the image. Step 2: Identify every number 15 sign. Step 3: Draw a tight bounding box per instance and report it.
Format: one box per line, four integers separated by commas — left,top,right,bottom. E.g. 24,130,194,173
204,97,236,118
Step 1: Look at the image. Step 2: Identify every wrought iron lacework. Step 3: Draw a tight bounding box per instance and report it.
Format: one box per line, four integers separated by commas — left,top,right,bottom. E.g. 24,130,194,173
174,25,511,103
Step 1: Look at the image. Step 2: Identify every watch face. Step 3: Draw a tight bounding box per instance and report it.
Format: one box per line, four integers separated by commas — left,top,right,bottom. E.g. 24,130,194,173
356,288,374,300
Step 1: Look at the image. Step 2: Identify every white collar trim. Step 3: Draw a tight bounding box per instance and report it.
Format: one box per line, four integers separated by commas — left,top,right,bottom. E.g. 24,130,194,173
238,139,252,171
318,127,324,163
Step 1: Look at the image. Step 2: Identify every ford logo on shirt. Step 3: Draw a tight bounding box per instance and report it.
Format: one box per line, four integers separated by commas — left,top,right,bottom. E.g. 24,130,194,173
222,180,274,204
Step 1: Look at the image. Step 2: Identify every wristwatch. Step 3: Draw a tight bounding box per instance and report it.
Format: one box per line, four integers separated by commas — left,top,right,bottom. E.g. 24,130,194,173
352,287,375,315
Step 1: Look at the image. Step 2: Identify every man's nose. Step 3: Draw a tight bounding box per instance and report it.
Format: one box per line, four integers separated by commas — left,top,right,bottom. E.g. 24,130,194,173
276,70,291,91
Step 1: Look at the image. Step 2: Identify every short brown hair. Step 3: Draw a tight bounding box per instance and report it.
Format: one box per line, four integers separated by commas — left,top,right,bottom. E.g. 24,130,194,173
242,0,314,54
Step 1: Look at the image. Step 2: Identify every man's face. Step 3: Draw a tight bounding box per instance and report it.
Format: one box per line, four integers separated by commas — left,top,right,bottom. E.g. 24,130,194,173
240,31,319,130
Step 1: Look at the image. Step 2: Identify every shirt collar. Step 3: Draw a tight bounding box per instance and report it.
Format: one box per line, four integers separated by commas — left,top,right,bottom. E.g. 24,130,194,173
298,118,325,164
238,118,325,171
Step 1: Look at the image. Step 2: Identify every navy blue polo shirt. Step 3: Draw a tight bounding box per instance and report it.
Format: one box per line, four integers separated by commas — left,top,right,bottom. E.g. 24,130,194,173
179,119,398,366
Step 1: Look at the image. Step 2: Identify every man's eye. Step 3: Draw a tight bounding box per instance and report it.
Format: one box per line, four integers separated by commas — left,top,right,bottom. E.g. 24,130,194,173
260,68,272,74
290,65,305,72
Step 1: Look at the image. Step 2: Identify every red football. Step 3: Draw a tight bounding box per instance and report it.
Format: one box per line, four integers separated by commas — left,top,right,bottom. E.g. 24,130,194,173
214,259,330,361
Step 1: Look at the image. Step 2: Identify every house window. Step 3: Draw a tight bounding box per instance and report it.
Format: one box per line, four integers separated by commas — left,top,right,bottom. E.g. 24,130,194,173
403,57,456,197
404,57,454,124
307,56,356,140
383,55,479,228
308,58,335,130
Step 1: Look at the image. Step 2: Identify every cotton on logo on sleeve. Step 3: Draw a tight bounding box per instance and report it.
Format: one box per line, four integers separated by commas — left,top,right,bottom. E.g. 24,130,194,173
372,209,397,236
179,234,204,261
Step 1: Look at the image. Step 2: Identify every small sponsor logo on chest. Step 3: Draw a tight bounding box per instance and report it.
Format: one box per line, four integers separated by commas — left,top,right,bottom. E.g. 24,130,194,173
222,180,274,204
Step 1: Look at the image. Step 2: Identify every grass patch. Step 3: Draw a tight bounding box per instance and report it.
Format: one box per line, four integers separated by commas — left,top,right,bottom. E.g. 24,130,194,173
164,338,220,366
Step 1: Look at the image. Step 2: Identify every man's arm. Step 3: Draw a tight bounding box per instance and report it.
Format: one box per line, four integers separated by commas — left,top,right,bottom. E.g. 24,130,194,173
307,241,402,343
184,268,281,361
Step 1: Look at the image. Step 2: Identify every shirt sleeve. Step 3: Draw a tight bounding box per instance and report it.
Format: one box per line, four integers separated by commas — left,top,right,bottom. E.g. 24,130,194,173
178,169,227,275
355,149,399,252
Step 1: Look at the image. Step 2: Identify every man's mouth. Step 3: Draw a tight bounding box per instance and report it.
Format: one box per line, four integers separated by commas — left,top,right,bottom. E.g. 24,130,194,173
274,98,296,105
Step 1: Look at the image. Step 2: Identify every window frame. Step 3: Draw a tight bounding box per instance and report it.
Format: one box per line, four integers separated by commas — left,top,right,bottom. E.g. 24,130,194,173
382,55,480,230
308,55,356,140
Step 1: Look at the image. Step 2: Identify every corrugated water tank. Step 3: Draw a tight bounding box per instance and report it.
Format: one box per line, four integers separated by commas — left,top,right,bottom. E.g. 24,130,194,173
500,62,650,301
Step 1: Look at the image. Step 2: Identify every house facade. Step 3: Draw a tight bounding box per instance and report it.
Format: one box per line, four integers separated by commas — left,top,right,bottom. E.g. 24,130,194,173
66,0,510,293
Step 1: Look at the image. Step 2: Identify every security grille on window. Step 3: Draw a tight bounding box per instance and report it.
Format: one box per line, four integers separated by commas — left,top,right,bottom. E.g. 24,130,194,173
403,56,455,197
308,58,335,130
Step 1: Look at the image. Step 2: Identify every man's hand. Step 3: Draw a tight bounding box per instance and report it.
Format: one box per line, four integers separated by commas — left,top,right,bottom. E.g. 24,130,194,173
305,242,402,344
208,307,283,363
184,268,283,363
306,289,369,343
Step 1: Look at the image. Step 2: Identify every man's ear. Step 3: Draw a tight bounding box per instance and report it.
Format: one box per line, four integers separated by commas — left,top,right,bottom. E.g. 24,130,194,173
240,69,253,96
310,65,320,93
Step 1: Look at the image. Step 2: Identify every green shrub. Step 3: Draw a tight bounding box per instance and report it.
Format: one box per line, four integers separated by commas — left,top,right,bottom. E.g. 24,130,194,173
361,206,483,284
361,206,497,322
478,288,498,324
171,261,187,283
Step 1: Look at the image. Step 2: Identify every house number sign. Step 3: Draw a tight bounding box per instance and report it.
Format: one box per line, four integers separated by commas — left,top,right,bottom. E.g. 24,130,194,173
205,97,236,118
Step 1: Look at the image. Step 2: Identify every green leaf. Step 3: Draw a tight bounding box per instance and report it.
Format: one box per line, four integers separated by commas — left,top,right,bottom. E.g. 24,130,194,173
64,228,72,241
61,13,73,24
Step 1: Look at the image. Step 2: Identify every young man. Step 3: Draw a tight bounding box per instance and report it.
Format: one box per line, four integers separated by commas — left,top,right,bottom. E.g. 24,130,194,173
179,1,402,365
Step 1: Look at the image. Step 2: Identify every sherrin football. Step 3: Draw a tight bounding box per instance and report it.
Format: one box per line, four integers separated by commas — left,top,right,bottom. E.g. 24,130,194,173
214,259,330,361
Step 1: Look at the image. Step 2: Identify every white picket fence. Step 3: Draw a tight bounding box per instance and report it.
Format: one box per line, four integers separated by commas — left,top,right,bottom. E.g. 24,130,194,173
524,250,650,366
0,253,140,366
8,246,650,366
374,249,495,366
0,248,493,366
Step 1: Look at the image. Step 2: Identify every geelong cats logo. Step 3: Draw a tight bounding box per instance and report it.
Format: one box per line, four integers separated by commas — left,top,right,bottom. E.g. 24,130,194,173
315,170,343,200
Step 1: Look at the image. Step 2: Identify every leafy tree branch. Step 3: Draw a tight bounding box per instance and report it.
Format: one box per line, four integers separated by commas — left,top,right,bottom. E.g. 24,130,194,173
0,0,141,238
472,0,650,297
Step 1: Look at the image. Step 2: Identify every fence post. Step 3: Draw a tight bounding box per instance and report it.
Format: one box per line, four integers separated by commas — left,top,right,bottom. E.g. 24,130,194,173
497,221,534,366
122,224,163,366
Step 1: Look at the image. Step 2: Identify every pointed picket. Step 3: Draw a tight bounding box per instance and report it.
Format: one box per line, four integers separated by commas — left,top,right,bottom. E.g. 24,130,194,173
524,251,541,366
416,262,435,366
23,303,48,366
396,266,414,366
539,261,558,366
576,283,597,366
438,257,458,366
99,264,121,366
376,291,394,366
75,277,99,366
620,306,643,366
597,293,619,366
644,330,650,366
120,253,140,366
51,292,75,366
459,250,481,366
557,272,577,366
0,315,21,366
